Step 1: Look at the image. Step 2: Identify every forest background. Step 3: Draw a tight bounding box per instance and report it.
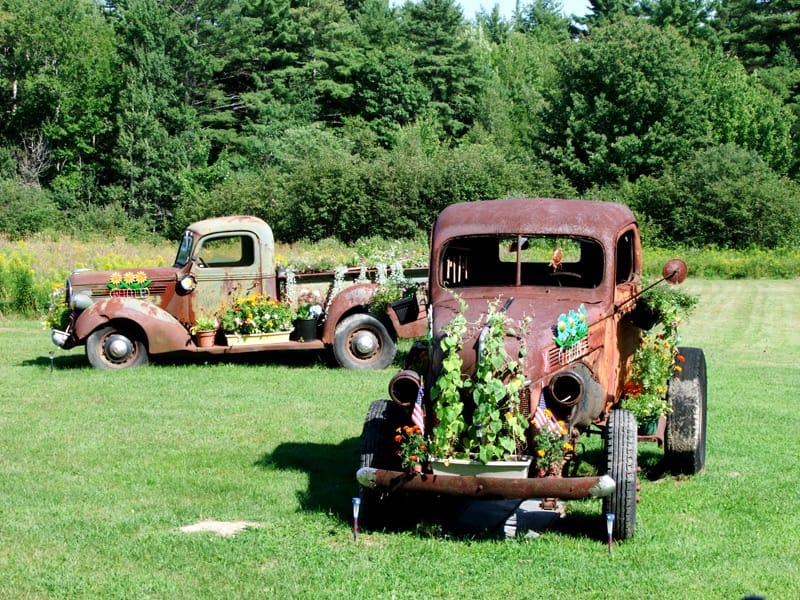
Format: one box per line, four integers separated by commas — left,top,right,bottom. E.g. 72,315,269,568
1,0,800,252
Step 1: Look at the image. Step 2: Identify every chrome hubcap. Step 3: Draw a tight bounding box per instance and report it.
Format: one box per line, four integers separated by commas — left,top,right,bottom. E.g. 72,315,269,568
106,334,134,361
351,330,378,359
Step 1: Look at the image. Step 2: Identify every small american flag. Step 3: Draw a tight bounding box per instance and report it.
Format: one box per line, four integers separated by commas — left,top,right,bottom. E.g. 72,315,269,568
532,390,562,434
411,385,425,434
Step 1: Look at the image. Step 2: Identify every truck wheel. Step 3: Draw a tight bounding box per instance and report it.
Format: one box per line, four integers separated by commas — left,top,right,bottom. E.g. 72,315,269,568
602,408,637,541
333,313,396,370
86,325,149,370
665,347,707,475
359,399,404,529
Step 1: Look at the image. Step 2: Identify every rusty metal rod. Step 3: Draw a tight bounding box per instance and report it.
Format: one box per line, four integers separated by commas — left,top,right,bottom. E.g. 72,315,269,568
357,468,615,500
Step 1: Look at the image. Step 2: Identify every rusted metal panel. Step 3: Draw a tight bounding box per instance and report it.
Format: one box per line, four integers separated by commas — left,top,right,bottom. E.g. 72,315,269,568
357,467,616,500
431,198,636,250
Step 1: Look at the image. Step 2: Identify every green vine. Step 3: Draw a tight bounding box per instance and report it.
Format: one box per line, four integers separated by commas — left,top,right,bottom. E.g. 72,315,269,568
429,296,468,460
429,297,531,464
464,301,530,463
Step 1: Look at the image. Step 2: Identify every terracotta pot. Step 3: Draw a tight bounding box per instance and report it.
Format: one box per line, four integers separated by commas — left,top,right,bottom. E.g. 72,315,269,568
195,329,217,348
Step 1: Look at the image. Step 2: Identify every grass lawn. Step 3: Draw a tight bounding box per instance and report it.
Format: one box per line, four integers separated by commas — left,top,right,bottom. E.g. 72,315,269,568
1,279,798,599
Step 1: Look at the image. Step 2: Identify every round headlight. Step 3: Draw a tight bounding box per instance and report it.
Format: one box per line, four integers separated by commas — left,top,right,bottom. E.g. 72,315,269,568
179,274,197,292
71,291,93,311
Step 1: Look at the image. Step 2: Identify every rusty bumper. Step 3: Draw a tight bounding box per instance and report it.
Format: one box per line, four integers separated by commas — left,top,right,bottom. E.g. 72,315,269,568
356,468,615,500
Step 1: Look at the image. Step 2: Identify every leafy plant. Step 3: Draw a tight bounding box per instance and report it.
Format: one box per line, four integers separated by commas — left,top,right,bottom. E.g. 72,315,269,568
462,300,531,464
41,287,71,330
622,282,697,420
292,288,324,321
394,424,427,473
533,424,572,474
189,309,217,334
368,261,418,315
429,297,531,464
219,295,295,334
428,296,468,460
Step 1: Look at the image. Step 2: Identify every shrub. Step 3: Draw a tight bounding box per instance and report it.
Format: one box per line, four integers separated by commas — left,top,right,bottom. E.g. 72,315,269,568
0,179,60,240
629,144,800,249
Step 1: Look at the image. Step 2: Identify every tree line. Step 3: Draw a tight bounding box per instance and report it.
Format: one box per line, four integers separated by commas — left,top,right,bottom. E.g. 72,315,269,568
0,0,798,248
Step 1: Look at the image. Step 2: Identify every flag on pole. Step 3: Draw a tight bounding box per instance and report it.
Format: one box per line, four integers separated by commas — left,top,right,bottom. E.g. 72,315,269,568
411,385,425,434
532,390,562,434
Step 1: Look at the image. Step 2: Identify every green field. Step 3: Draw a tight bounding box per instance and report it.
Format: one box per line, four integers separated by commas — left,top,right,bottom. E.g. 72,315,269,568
1,279,798,599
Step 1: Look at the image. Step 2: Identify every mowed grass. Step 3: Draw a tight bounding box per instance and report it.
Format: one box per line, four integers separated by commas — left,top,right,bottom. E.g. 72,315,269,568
1,279,798,599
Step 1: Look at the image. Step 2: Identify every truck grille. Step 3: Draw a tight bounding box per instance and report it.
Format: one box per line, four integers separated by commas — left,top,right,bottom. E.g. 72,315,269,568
547,337,590,369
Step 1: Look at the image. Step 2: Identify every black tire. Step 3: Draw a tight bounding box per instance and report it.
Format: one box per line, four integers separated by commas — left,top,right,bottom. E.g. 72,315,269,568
359,399,405,529
333,313,396,370
86,325,149,370
665,347,707,475
602,408,637,541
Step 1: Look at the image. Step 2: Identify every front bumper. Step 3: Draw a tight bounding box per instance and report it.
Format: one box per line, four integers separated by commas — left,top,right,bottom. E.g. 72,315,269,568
356,467,616,500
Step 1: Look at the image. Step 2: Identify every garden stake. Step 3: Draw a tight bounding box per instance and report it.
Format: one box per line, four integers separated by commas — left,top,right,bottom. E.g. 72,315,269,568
352,497,361,542
606,513,614,554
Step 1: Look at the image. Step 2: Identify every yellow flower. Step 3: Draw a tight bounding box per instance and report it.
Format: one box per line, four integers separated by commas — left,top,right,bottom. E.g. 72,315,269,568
109,272,122,286
537,449,545,457
134,271,148,284
563,443,574,452
122,271,136,284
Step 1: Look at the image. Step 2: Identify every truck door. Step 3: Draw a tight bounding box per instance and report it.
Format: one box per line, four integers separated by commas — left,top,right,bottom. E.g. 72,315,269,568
192,232,262,314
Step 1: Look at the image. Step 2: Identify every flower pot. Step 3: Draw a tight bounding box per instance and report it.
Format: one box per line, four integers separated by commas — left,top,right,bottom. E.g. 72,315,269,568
195,329,217,348
225,331,292,346
291,318,317,342
429,456,532,479
628,302,662,331
637,415,660,436
389,296,419,324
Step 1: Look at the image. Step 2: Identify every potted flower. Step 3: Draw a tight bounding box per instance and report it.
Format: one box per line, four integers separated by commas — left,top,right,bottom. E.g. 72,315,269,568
291,288,324,342
425,297,534,476
368,263,419,324
621,284,697,433
189,310,218,348
219,294,295,345
42,287,72,345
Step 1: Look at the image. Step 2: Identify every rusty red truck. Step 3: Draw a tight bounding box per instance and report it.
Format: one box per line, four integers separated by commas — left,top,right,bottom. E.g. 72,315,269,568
357,198,706,539
50,215,426,370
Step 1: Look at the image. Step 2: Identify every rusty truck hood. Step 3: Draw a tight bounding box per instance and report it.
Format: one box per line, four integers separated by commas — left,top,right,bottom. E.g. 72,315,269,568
430,290,606,377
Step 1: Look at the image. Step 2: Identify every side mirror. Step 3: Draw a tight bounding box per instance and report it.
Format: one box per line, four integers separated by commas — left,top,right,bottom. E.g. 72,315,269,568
662,259,688,284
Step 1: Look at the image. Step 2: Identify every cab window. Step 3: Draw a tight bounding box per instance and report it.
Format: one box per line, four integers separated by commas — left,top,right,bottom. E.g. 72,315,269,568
197,235,255,268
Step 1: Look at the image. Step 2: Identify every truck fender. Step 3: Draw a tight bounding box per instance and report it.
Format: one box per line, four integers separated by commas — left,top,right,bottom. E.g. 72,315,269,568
74,297,191,354
320,283,378,344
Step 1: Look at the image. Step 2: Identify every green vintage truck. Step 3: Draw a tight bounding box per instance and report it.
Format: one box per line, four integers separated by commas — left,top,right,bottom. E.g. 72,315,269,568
50,215,426,370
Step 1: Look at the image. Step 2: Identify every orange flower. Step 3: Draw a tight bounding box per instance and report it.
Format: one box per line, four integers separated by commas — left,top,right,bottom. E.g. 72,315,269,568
674,365,683,373
623,380,644,397
676,353,686,363
394,435,402,443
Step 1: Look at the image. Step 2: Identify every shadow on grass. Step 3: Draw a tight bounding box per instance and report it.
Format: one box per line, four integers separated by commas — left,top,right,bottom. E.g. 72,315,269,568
23,353,88,370
255,438,362,523
24,347,334,371
257,439,504,538
27,337,414,371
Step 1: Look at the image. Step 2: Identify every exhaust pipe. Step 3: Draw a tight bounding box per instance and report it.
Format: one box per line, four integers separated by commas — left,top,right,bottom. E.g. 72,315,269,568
548,364,605,427
388,369,422,408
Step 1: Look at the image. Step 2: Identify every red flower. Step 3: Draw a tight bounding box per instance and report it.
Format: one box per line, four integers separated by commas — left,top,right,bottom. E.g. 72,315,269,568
623,380,643,397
